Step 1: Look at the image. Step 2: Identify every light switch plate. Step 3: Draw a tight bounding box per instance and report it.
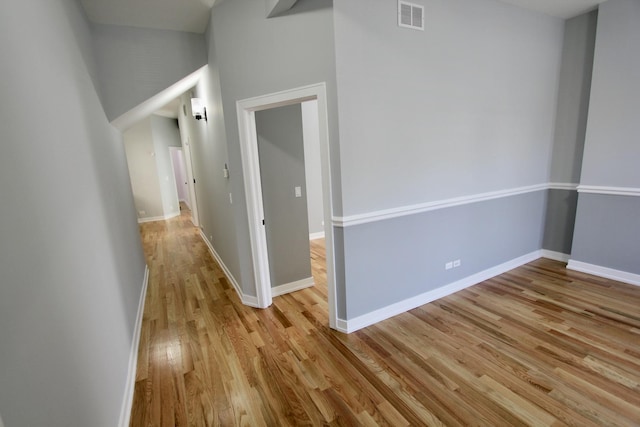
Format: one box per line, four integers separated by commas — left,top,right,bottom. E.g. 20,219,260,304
295,186,302,198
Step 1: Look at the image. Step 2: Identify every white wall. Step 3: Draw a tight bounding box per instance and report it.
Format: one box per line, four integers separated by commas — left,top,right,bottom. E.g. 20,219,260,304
124,119,164,219
124,116,183,220
0,0,146,425
171,148,190,204
302,100,324,235
150,116,182,217
333,0,563,215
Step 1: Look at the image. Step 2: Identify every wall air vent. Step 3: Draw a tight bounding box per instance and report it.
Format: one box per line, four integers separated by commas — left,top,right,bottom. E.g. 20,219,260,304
398,1,424,31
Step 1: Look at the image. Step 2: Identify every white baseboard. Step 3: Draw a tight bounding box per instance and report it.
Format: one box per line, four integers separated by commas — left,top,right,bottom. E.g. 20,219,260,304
137,211,180,224
119,265,149,427
567,260,640,287
338,251,541,333
199,231,259,307
309,231,325,241
272,276,314,297
540,250,570,263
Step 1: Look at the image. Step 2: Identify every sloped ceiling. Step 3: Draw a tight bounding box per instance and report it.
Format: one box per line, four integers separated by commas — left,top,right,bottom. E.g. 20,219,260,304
498,0,606,19
80,0,607,35
80,0,220,33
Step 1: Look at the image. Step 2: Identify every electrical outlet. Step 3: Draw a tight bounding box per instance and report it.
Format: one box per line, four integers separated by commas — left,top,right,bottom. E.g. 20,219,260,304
139,210,146,216
453,259,461,268
210,235,213,242
295,186,302,198
445,262,453,270
229,193,233,204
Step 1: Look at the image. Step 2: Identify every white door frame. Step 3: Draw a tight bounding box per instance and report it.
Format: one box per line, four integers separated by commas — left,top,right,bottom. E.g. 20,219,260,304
236,82,338,330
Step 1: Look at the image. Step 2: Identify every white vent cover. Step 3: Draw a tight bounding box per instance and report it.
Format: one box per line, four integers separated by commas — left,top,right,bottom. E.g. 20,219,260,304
398,1,424,31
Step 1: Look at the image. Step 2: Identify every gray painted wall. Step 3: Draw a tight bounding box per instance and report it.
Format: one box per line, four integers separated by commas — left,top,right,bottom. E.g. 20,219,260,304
92,24,207,121
551,11,598,183
174,23,243,292
543,189,578,254
571,0,640,274
549,11,598,185
579,0,640,188
333,0,563,216
333,0,563,320
572,194,640,274
208,0,340,297
343,191,546,318
302,100,324,235
544,11,598,255
0,0,146,425
151,116,182,216
256,105,313,287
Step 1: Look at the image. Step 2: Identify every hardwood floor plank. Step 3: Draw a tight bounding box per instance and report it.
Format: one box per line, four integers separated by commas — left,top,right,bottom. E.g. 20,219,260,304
130,209,640,426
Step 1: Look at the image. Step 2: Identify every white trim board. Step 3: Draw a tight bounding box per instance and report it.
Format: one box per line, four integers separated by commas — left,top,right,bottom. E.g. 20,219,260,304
336,251,636,333
549,182,579,191
272,276,315,297
309,231,325,240
236,82,338,330
119,265,149,427
333,183,577,228
540,250,570,263
137,211,180,224
199,231,259,307
577,185,640,197
337,251,542,333
567,260,640,287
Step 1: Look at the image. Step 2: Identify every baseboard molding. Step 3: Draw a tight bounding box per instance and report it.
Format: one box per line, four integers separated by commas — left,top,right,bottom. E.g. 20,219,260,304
119,265,149,427
309,231,325,241
339,251,541,333
272,276,315,297
567,260,640,287
137,211,180,224
199,231,259,307
540,250,570,263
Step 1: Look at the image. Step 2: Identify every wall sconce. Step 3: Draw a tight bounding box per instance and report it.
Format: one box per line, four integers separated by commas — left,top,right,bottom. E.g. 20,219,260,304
191,97,207,121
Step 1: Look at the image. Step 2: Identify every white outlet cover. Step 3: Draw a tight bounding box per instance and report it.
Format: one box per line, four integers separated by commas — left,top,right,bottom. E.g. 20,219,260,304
445,262,453,270
453,259,461,267
295,186,302,197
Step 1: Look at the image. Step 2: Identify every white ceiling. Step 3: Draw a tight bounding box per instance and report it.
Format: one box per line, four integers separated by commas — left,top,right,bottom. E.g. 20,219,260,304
80,0,220,34
498,0,606,19
80,0,607,34
154,98,182,119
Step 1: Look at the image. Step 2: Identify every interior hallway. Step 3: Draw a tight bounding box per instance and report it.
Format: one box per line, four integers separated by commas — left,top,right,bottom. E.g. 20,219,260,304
131,211,640,426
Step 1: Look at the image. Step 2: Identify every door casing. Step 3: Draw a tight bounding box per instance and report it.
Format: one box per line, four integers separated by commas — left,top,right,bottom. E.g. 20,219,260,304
236,82,337,330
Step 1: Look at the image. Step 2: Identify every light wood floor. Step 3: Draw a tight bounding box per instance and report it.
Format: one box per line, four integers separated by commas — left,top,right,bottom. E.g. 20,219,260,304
130,209,640,426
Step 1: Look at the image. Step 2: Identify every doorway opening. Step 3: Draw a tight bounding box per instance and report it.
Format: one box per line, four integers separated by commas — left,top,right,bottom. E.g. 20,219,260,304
169,147,191,211
236,83,338,330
